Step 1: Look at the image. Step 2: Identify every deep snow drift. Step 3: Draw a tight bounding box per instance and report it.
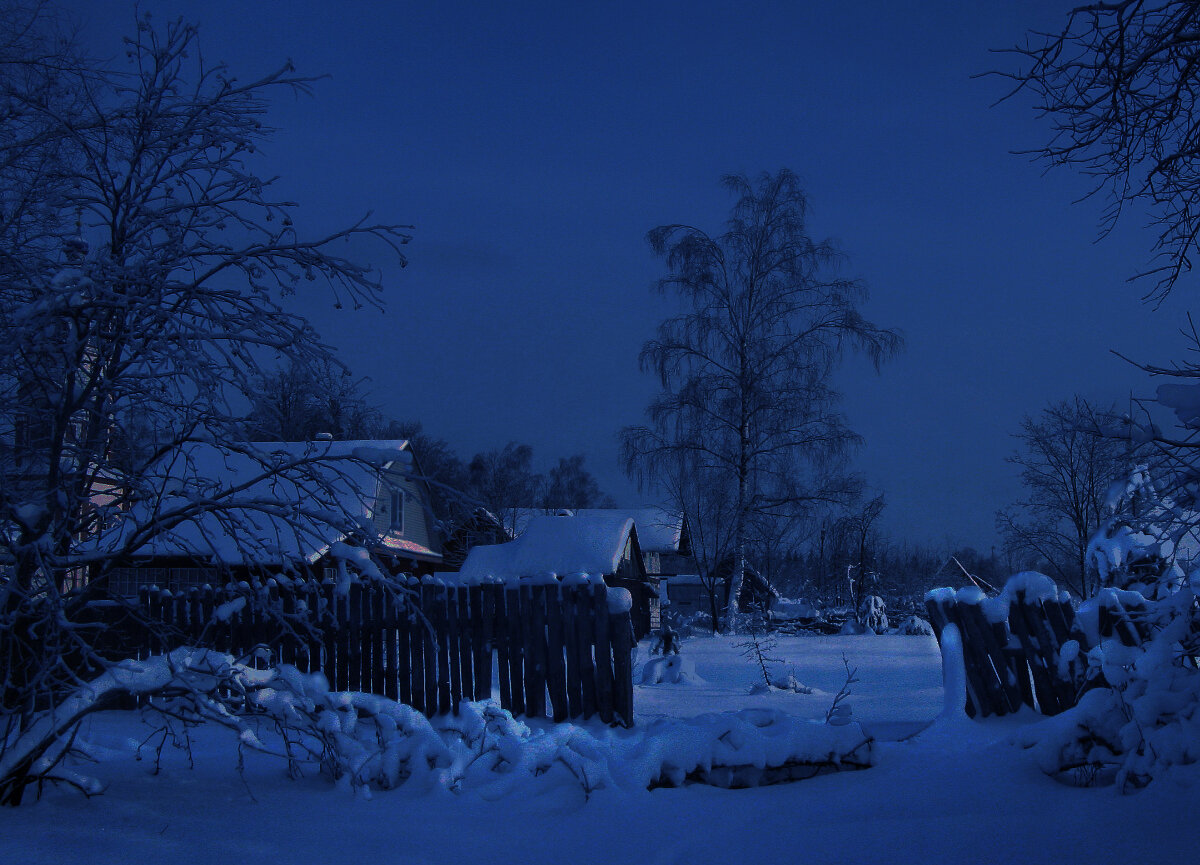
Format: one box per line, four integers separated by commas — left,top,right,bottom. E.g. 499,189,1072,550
2,634,1195,864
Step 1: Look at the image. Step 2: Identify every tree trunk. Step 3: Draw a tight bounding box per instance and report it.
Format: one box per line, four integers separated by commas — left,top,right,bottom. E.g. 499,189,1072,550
723,438,749,633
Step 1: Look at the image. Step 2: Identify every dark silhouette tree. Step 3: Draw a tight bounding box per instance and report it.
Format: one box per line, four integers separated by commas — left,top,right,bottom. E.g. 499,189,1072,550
996,397,1130,598
622,169,900,631
467,442,543,535
1001,1,1200,299
542,454,615,510
0,8,410,802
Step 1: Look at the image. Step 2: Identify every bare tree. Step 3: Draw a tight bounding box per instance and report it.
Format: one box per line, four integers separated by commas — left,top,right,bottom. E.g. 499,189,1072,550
621,169,900,631
1000,1,1200,299
245,357,383,442
839,494,886,616
996,396,1131,598
542,454,616,510
467,442,543,535
0,10,410,803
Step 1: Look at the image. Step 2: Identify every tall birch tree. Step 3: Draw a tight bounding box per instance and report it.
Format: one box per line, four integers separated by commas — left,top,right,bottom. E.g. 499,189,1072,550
621,170,900,632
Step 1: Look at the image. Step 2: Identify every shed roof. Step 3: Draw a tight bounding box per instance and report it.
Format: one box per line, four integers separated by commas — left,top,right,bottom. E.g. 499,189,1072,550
506,506,683,553
457,512,636,582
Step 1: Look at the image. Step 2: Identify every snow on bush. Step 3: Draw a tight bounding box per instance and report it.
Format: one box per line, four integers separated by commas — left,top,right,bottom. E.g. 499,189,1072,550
1012,466,1200,791
640,655,706,685
4,649,874,803
857,595,888,632
771,598,820,622
891,615,934,636
1013,584,1200,791
748,670,814,696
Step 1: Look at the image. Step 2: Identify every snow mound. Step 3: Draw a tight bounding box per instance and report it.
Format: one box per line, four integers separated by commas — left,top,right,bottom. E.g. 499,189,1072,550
838,619,875,636
892,615,934,636
640,655,706,685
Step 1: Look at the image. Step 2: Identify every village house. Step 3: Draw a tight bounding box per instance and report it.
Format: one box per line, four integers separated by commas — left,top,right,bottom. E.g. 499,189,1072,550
103,439,443,596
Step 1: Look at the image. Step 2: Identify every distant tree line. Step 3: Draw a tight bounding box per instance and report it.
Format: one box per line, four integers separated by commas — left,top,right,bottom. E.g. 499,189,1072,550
243,358,616,537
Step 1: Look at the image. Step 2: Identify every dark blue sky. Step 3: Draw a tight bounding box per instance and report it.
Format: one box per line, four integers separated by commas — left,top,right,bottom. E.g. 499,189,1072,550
66,1,1196,551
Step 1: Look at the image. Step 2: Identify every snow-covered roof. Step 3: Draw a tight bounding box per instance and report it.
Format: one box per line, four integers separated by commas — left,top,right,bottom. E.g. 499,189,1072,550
506,507,683,553
457,512,636,582
115,440,438,566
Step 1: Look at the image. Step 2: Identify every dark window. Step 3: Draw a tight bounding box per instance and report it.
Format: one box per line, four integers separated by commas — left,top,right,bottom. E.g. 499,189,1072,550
390,489,404,532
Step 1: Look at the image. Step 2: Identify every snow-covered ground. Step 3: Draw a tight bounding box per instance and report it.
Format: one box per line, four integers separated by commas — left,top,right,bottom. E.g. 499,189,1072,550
635,634,944,741
2,634,1195,864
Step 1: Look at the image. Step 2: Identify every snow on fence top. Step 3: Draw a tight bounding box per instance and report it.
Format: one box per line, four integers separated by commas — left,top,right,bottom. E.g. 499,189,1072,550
925,571,1069,625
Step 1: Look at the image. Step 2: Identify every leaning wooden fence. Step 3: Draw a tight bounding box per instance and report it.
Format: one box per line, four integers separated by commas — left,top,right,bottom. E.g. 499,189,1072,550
88,575,636,726
925,580,1147,718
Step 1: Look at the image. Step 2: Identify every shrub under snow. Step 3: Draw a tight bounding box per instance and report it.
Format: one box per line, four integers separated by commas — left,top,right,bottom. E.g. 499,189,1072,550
639,655,706,686
2,648,874,803
1013,466,1200,791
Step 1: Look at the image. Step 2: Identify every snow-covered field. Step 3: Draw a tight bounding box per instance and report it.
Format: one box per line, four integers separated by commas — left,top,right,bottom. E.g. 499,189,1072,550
2,634,1195,864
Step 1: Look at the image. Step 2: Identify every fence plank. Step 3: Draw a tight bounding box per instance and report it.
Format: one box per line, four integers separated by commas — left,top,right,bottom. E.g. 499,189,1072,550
575,583,597,720
457,585,474,706
471,583,489,701
421,582,440,717
505,586,525,716
526,584,547,719
434,583,452,715
564,584,582,718
445,584,462,714
382,586,399,700
611,607,634,727
492,585,512,712
545,584,568,722
408,587,425,714
593,582,614,725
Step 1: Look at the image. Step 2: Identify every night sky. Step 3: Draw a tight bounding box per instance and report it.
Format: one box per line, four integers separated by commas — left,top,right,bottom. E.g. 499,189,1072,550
62,1,1198,552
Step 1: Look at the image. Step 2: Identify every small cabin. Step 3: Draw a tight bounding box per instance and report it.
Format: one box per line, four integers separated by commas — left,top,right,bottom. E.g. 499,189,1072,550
455,512,657,639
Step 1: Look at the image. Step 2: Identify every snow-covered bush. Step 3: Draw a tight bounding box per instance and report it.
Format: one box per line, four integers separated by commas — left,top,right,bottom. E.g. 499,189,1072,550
0,648,874,803
748,669,813,696
857,595,888,633
1015,584,1199,790
1015,462,1200,791
770,598,820,623
640,655,706,686
891,615,934,636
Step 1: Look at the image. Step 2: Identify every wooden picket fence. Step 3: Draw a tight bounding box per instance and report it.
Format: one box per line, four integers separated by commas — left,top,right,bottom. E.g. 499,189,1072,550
88,576,636,726
924,584,1148,718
